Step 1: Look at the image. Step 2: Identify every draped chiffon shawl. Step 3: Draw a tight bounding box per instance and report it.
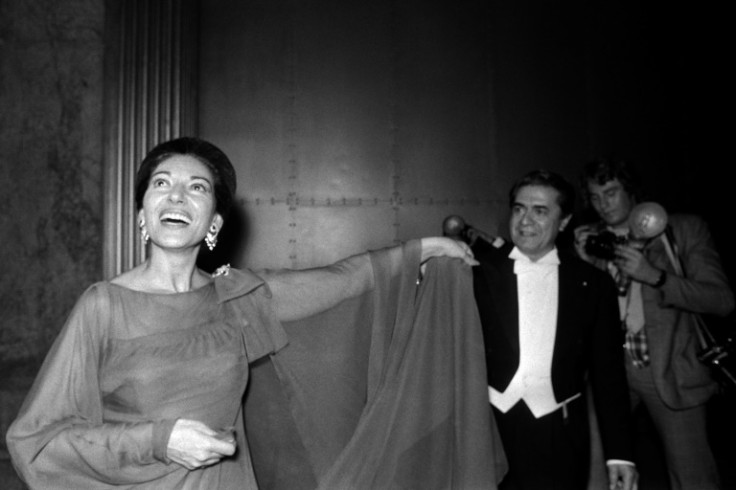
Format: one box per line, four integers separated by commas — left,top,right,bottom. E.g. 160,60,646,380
246,246,507,489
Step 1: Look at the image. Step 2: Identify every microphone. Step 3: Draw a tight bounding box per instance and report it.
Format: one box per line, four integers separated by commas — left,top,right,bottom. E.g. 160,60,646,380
443,214,483,245
443,215,504,248
617,202,668,295
442,215,469,240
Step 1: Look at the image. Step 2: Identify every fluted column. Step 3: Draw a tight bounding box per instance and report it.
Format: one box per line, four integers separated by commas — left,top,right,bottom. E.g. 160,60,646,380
102,0,199,279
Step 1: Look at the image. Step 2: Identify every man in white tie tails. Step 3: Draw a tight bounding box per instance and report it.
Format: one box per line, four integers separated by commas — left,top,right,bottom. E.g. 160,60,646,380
471,170,638,490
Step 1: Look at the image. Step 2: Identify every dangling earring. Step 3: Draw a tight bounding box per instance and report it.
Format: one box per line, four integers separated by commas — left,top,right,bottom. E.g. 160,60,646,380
205,224,218,251
139,219,149,244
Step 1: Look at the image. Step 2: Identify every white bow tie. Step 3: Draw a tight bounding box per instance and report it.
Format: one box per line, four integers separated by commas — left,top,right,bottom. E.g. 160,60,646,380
509,247,559,274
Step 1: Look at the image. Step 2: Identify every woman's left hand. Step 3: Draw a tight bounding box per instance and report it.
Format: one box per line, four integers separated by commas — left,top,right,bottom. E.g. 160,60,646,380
420,237,479,266
167,419,237,471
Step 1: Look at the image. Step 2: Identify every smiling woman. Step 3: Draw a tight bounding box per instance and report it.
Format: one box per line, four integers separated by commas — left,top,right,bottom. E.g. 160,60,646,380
143,156,219,237
124,153,225,292
4,137,503,489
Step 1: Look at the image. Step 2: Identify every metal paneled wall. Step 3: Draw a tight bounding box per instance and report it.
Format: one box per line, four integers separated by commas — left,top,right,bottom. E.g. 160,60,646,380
199,0,504,270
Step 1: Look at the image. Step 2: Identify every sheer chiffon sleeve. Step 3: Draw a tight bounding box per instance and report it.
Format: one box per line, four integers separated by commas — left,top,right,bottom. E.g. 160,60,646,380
261,240,416,322
6,284,177,488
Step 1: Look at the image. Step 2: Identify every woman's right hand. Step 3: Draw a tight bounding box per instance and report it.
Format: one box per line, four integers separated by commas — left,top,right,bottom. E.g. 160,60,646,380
166,419,236,470
420,237,479,266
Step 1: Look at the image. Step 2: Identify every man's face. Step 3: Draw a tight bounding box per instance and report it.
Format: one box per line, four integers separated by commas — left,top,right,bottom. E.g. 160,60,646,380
586,178,635,229
509,185,571,261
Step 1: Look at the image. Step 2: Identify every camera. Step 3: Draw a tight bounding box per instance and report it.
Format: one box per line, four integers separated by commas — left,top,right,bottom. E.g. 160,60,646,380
584,231,628,261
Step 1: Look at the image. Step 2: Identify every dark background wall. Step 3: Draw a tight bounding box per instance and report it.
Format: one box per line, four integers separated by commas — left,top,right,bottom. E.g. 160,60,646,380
197,0,731,276
0,0,729,488
198,0,502,270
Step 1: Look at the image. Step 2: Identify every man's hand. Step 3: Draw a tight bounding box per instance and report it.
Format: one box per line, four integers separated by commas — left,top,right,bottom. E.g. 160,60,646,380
614,244,661,285
608,463,638,490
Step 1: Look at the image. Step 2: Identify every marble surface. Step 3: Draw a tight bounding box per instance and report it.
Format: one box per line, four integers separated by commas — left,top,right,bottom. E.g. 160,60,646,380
0,0,104,362
0,2,104,483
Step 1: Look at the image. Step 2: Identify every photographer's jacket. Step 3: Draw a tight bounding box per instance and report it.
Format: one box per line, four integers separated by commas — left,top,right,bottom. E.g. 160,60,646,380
591,214,734,409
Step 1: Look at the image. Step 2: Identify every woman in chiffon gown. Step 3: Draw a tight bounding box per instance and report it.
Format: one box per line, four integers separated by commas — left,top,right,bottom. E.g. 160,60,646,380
5,137,481,489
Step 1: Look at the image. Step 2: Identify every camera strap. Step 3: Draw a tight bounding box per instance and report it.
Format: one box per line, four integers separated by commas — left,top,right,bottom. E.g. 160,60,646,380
660,227,721,357
661,227,684,277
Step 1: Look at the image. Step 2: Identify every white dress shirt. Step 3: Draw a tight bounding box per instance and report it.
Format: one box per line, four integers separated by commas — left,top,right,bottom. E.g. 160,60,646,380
489,247,580,418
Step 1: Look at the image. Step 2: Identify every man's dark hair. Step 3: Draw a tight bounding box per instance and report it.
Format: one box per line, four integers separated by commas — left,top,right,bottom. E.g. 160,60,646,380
579,158,643,205
509,169,576,217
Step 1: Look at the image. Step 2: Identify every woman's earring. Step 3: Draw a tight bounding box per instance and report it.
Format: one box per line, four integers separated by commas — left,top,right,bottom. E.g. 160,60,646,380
205,225,218,251
139,219,149,244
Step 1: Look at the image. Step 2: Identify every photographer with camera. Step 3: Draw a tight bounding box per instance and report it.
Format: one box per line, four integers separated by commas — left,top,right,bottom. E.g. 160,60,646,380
574,158,734,490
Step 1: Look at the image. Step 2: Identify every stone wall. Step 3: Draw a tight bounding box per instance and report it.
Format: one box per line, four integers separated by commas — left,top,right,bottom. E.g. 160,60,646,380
0,1,105,486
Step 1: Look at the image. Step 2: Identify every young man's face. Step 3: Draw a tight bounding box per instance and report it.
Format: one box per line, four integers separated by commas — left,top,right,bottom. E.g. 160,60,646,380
586,178,635,229
509,184,571,261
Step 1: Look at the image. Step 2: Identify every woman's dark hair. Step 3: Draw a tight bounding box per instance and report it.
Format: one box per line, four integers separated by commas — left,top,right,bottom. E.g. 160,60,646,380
579,158,643,205
509,169,576,217
134,137,237,218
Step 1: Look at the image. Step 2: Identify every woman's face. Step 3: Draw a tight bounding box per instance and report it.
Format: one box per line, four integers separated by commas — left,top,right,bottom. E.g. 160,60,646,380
139,155,222,251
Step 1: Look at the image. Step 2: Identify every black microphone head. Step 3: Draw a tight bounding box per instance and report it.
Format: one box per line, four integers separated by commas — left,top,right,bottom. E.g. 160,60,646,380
442,215,466,237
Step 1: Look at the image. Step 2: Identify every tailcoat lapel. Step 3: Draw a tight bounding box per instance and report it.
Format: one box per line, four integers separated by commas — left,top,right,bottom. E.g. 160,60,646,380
497,256,521,360
555,258,578,355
